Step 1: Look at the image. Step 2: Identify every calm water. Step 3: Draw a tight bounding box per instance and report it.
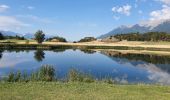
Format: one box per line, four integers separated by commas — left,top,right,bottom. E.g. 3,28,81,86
0,49,170,85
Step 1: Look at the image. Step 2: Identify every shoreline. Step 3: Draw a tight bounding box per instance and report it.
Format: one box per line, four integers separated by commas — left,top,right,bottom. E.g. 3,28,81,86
1,41,170,52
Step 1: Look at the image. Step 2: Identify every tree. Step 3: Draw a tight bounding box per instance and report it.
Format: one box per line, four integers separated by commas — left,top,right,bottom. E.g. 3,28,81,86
0,32,4,40
79,37,96,42
46,36,67,42
34,30,45,44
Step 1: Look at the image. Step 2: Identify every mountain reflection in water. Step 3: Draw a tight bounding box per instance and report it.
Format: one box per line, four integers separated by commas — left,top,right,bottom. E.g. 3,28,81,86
101,50,170,85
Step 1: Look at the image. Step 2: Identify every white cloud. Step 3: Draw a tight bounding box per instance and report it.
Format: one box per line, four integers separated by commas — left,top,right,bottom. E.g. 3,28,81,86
140,5,170,27
137,63,170,85
0,16,29,30
0,5,9,13
27,6,34,10
112,4,132,16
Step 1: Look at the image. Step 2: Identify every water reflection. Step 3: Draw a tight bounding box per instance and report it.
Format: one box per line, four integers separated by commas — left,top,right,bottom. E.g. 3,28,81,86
0,50,4,60
101,50,170,85
0,49,170,85
101,50,170,64
79,49,96,54
34,50,45,62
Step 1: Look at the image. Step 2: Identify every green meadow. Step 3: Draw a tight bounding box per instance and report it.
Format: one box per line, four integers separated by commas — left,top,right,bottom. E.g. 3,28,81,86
0,82,170,100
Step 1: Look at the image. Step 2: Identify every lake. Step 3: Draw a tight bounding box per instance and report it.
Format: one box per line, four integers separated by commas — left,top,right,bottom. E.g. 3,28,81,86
0,49,170,85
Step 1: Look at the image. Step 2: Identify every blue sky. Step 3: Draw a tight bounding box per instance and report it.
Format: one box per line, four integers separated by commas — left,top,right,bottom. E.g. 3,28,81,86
0,0,169,40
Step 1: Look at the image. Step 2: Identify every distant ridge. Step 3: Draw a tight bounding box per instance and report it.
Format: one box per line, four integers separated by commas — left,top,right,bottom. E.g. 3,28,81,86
0,31,53,39
98,20,170,39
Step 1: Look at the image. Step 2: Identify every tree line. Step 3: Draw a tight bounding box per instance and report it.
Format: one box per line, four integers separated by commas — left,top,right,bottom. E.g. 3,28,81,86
0,33,25,40
0,30,67,44
114,32,170,42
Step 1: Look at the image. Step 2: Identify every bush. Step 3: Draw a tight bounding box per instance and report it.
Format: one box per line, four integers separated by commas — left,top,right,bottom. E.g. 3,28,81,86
7,72,15,82
79,37,96,42
15,71,21,82
68,68,94,83
46,36,67,42
38,65,55,81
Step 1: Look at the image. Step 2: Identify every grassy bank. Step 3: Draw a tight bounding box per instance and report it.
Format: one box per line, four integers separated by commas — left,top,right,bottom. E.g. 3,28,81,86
2,40,170,52
0,82,170,100
1,43,170,52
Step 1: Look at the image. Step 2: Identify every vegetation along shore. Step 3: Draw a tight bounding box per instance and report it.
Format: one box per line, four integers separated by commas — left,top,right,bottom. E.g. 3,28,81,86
1,65,170,100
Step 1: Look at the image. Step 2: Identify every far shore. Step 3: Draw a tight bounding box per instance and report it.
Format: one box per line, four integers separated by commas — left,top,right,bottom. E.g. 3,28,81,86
17,40,170,49
1,40,170,52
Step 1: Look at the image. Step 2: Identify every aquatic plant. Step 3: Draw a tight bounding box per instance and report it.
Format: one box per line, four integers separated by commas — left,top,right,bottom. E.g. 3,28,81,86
38,65,55,81
68,68,94,83
7,72,15,82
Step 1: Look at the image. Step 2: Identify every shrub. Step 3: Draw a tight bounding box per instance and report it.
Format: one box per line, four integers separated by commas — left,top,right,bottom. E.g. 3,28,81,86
38,65,55,81
7,72,15,82
79,37,96,42
46,36,67,42
68,68,94,83
15,71,21,82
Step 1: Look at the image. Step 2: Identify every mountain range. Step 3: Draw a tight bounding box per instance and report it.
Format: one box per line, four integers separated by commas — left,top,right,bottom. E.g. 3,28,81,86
0,31,52,39
99,20,170,39
1,20,170,40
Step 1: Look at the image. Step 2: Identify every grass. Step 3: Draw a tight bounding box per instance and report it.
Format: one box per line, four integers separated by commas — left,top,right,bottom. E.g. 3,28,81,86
142,41,170,45
0,82,170,100
2,40,170,52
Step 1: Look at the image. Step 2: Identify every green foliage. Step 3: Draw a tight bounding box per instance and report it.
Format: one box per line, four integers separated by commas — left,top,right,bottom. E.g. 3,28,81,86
15,71,21,82
68,68,94,83
114,32,170,42
103,78,117,84
79,37,96,42
6,65,55,82
46,36,67,42
1,83,170,100
7,72,15,82
34,30,45,44
7,71,22,82
30,71,39,81
38,65,55,81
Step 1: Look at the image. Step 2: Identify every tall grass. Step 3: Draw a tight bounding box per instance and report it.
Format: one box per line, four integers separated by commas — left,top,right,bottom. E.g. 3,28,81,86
6,65,56,82
67,68,94,83
38,65,55,81
3,65,122,84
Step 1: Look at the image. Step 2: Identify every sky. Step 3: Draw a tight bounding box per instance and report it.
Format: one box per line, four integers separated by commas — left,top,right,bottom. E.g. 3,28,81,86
0,0,169,41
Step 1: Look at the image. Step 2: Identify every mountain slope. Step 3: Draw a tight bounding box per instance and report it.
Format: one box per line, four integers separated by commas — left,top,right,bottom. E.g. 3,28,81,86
0,31,21,36
99,20,170,39
152,21,170,32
